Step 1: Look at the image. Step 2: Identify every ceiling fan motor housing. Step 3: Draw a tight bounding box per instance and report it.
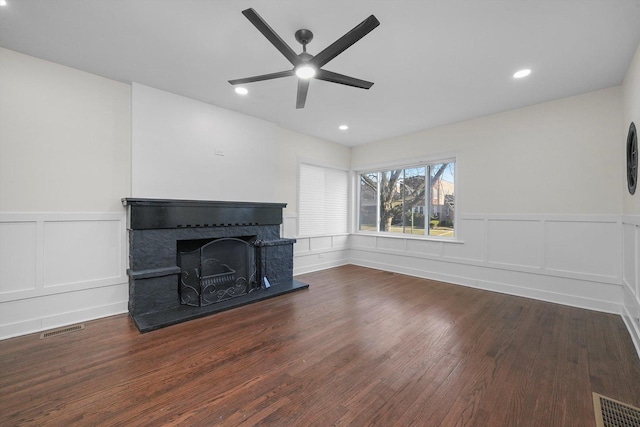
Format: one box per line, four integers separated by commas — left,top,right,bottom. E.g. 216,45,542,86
295,29,314,47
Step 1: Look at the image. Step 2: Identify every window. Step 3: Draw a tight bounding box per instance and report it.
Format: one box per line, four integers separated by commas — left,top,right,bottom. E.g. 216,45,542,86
358,160,455,237
298,163,348,236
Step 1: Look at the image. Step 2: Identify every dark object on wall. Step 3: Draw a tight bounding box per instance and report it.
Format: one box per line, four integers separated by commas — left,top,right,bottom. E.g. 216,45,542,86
628,122,637,195
228,8,380,109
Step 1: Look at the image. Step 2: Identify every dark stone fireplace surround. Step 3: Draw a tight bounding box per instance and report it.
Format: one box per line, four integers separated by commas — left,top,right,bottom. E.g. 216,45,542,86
123,198,308,332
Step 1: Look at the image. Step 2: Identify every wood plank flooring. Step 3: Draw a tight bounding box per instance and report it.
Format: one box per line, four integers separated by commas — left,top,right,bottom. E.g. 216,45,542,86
1,265,639,426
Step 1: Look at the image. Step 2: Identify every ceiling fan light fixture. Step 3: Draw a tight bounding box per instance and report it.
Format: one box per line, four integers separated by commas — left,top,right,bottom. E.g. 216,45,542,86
295,64,316,79
513,68,532,79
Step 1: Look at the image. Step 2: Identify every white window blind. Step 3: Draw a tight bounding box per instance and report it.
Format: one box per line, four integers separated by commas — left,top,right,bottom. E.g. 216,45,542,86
298,163,348,236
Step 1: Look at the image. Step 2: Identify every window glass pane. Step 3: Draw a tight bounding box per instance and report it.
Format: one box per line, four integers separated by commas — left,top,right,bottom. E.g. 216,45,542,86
379,169,403,232
400,167,426,235
428,162,455,237
376,168,426,235
359,172,378,231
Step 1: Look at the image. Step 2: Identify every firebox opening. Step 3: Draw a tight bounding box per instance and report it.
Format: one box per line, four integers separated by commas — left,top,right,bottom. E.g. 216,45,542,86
177,236,258,307
177,235,256,253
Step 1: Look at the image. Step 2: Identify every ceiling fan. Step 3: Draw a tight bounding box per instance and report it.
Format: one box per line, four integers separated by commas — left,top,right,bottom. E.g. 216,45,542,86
228,8,380,109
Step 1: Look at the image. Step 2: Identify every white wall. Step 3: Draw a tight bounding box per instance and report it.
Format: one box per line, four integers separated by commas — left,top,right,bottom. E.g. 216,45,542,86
621,42,640,356
131,83,351,211
132,83,278,202
352,87,623,215
275,127,350,215
0,48,130,339
0,48,131,212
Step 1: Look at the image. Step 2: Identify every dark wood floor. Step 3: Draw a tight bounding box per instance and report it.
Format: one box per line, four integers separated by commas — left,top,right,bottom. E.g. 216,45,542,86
1,265,639,426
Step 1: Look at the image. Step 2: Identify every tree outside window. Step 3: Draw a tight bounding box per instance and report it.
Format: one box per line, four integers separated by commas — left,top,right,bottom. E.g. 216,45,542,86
359,161,455,237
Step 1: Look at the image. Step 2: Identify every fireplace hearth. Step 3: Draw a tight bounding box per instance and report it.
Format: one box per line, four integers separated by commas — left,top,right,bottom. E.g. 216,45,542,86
123,198,308,332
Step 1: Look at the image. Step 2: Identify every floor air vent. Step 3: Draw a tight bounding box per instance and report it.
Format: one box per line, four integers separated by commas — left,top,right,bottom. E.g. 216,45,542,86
593,392,640,427
40,324,85,339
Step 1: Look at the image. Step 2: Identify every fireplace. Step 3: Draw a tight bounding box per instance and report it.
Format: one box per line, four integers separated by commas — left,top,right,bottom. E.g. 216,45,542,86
123,198,308,332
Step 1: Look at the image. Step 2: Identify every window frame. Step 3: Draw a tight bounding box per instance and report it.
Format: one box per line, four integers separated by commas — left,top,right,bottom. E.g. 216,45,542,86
356,157,457,240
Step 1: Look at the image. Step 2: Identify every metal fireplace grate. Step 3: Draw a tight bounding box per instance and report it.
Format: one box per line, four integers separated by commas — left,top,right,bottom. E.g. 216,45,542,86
593,392,640,427
40,324,85,339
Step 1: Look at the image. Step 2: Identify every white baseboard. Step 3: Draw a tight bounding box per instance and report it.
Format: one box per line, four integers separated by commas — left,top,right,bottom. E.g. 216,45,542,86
621,284,640,361
621,308,640,362
0,297,128,340
294,259,350,276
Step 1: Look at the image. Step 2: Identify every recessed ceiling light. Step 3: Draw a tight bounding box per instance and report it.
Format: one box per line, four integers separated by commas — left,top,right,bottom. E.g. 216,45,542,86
513,69,532,79
339,125,349,131
0,0,7,6
234,87,248,95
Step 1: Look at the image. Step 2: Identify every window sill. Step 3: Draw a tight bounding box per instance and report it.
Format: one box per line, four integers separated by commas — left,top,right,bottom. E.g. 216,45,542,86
353,231,464,244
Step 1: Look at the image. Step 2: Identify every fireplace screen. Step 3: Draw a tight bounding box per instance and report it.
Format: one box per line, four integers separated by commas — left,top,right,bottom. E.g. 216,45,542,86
178,237,257,306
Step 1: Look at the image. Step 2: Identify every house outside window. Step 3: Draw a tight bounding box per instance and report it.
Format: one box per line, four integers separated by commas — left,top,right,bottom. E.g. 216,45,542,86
358,160,455,237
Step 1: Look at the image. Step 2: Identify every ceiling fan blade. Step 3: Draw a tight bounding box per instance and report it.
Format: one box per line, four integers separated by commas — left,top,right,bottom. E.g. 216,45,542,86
315,69,374,89
228,70,294,85
310,15,380,69
242,8,300,66
296,79,310,109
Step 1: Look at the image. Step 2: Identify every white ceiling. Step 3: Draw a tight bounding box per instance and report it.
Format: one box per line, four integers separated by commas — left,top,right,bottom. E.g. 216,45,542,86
1,0,640,146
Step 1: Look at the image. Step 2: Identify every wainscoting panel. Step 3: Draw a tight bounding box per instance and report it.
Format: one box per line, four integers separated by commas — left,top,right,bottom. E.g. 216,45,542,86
309,236,333,252
544,218,620,279
350,214,624,316
622,216,640,358
442,218,485,262
405,238,443,257
332,234,349,249
0,221,37,294
43,219,123,288
487,218,543,269
623,221,638,297
349,234,377,250
294,237,310,253
377,237,406,253
293,233,350,275
0,213,128,340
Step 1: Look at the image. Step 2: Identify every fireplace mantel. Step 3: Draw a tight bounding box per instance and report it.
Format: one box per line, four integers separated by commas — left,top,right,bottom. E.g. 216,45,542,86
122,198,287,230
122,198,308,332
